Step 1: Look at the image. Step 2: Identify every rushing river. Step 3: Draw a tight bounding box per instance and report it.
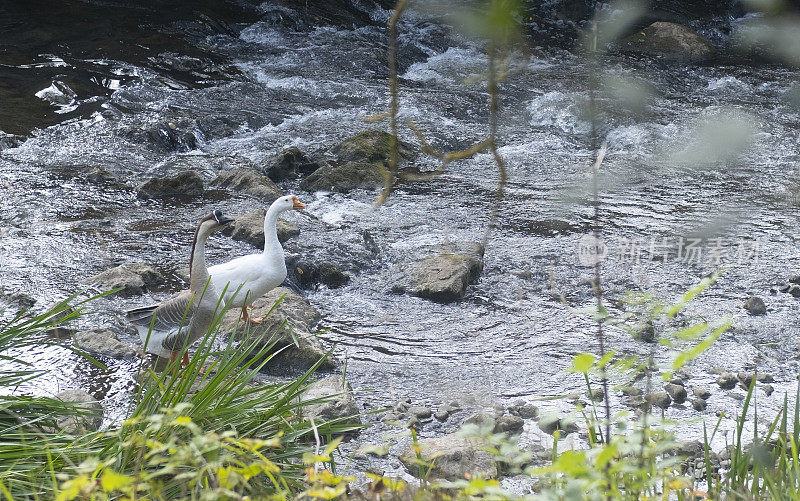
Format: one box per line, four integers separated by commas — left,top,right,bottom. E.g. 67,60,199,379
1,0,799,479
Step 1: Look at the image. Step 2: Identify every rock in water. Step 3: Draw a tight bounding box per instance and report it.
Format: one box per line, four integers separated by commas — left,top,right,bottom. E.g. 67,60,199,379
717,372,738,390
263,147,322,181
537,413,579,435
300,162,386,192
399,433,497,481
220,208,299,248
300,375,361,426
664,383,687,404
332,129,414,165
645,392,672,410
217,287,333,372
88,262,164,297
693,386,712,400
494,414,524,435
75,329,137,358
55,389,103,434
744,296,766,315
619,22,714,61
136,170,203,199
411,245,484,302
213,167,282,198
692,398,707,411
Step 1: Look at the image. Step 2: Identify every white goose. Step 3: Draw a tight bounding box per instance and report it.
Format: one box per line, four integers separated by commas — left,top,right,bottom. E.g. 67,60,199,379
209,194,305,323
126,210,234,365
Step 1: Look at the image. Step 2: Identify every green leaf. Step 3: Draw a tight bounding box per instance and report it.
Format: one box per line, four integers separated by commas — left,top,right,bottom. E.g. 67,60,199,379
570,353,595,374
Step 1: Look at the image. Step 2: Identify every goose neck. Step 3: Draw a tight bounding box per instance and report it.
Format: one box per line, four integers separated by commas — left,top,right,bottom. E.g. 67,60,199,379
263,205,284,256
189,226,211,291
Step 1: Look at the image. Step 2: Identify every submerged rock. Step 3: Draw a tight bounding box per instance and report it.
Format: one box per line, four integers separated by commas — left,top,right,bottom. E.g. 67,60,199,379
84,166,124,186
75,329,137,358
300,161,385,192
213,167,282,198
220,208,299,248
218,287,332,372
744,296,766,316
136,170,203,199
399,433,497,481
692,397,707,411
618,22,715,61
411,244,484,303
88,262,164,297
55,389,103,434
263,146,323,181
0,287,36,311
300,375,361,426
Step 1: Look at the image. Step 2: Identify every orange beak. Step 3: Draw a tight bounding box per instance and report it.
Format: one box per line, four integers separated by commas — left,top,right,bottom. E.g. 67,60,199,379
292,196,305,210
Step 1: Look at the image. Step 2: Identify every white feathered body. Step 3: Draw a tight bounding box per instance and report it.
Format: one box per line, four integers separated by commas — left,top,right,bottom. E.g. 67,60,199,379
208,253,287,308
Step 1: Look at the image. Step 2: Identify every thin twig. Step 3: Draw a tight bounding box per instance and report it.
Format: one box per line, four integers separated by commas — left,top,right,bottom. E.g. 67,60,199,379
378,0,409,206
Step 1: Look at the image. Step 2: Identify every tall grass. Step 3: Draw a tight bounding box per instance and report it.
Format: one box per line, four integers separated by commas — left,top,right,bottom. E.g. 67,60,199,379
0,293,358,500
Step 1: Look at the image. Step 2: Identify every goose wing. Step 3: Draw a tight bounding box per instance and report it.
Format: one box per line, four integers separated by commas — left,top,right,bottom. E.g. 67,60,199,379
127,291,195,332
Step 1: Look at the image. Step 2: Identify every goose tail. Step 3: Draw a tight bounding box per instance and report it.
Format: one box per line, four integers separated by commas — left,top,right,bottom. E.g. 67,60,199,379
125,304,159,325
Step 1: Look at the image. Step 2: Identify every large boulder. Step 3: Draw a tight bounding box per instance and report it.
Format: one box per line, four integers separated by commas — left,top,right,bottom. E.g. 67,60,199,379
88,262,164,297
618,22,715,61
220,208,299,248
300,375,361,426
263,147,323,181
136,170,204,199
75,329,137,358
212,168,282,198
55,389,103,434
218,287,333,372
411,244,484,303
300,162,385,193
399,433,498,481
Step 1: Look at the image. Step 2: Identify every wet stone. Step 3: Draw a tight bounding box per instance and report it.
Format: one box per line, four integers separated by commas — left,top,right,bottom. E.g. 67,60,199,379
737,372,756,387
757,373,774,383
136,170,203,199
220,208,299,248
262,146,322,181
588,388,605,402
692,397,707,411
300,376,361,428
213,167,282,199
434,409,450,421
537,414,578,435
399,433,497,481
88,262,165,297
75,329,137,358
464,412,496,430
664,383,687,404
693,386,712,400
619,386,642,397
494,414,524,435
744,296,766,316
645,392,672,410
407,406,432,419
668,378,685,387
763,384,774,396
411,244,484,303
716,372,738,390
55,389,103,434
790,285,800,297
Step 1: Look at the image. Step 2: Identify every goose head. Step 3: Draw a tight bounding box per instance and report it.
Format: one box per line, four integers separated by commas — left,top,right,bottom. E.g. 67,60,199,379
271,194,305,213
199,209,235,234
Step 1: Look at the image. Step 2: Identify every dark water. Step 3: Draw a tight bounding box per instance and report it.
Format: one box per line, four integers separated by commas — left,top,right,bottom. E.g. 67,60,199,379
2,0,800,483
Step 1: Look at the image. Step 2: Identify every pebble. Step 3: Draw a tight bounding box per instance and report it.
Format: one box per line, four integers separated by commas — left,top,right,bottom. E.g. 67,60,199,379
763,384,774,396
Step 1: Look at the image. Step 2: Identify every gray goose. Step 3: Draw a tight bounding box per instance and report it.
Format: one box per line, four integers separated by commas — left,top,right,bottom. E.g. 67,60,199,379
126,210,234,366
